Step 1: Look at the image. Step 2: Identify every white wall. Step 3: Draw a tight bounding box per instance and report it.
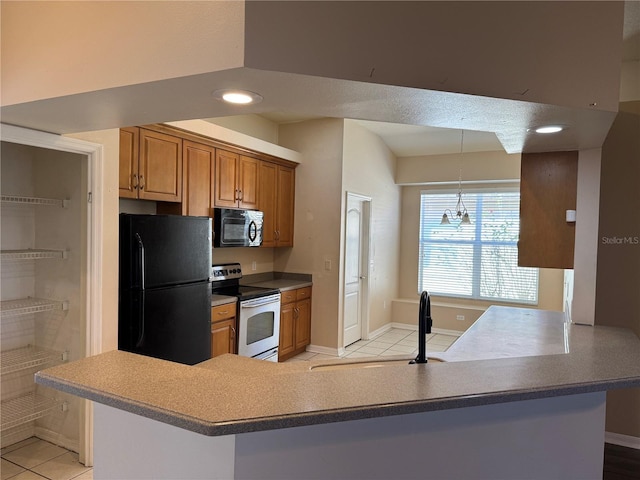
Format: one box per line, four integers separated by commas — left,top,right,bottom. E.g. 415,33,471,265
342,120,401,336
1,1,245,106
276,119,345,350
236,392,606,480
66,130,120,352
620,60,640,103
203,115,279,145
572,148,602,326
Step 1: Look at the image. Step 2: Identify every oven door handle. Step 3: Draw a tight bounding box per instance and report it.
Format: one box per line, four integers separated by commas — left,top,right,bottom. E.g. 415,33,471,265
241,294,281,308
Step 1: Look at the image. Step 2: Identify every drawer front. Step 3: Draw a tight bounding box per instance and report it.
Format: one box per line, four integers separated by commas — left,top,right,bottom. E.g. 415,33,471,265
211,303,236,321
281,290,297,304
296,287,312,301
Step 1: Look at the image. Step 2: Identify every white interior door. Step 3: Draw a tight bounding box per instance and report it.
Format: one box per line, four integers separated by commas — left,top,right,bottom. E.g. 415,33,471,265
343,194,370,347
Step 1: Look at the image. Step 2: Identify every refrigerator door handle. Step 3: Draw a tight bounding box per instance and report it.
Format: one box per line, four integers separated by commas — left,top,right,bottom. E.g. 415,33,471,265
135,233,145,290
136,290,146,348
134,233,146,348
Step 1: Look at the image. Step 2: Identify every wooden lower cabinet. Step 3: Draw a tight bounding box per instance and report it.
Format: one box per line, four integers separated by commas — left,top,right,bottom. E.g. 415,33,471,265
278,287,312,362
211,304,237,358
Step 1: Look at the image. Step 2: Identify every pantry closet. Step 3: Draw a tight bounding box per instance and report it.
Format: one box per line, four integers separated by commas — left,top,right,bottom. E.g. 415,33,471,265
0,125,102,466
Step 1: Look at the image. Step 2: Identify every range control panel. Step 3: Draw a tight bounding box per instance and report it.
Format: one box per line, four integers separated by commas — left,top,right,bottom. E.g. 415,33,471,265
211,263,243,282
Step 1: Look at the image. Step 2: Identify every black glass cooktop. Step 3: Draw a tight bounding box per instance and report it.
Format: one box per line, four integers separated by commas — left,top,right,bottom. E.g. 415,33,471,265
212,284,280,301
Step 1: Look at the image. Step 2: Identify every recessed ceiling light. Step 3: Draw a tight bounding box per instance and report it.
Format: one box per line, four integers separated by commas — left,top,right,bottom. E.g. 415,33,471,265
534,125,564,134
212,89,263,105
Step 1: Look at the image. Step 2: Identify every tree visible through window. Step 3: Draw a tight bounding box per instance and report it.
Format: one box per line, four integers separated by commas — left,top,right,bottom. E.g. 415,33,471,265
419,190,538,304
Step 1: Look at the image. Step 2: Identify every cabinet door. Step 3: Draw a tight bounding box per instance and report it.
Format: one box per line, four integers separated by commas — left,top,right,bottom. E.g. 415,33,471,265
182,141,215,217
276,166,295,246
211,303,236,322
294,298,311,351
211,318,237,358
239,156,259,209
214,149,239,208
138,129,182,202
119,127,139,199
518,151,578,269
258,162,277,247
278,302,295,360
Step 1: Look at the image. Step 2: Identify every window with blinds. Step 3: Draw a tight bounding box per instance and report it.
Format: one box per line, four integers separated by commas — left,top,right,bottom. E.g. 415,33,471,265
419,190,538,304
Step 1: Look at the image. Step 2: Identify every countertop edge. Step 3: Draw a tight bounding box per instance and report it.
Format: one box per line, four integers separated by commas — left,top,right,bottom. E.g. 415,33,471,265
35,368,640,437
33,306,640,438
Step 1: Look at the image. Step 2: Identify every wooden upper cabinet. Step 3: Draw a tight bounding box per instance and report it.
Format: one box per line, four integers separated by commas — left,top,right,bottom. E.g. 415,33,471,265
258,162,278,247
518,151,578,269
276,166,295,247
214,149,239,208
239,156,259,209
137,129,182,202
214,150,259,209
259,162,295,247
119,127,139,199
119,124,297,237
119,127,182,202
181,141,215,217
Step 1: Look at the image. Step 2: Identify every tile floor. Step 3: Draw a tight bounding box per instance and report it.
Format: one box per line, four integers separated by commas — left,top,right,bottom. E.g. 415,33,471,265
1,438,92,480
1,329,457,479
287,327,459,362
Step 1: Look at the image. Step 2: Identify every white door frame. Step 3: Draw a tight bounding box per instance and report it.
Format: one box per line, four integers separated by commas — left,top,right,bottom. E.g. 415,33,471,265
1,124,103,466
342,192,372,347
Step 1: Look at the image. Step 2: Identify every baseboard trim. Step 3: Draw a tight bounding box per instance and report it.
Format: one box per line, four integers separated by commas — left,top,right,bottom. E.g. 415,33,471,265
306,344,343,357
34,426,80,454
605,431,640,449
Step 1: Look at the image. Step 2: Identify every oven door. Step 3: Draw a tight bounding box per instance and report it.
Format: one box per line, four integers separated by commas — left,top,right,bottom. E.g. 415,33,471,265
238,293,281,358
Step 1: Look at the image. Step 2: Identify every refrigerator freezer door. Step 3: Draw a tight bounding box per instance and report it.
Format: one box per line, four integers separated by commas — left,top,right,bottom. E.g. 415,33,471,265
120,214,212,289
119,281,212,365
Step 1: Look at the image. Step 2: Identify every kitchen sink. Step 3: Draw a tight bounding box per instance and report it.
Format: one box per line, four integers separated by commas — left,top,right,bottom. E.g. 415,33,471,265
309,357,445,371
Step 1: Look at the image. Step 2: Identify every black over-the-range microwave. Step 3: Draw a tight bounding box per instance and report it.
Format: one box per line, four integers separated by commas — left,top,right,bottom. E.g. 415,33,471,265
213,207,264,248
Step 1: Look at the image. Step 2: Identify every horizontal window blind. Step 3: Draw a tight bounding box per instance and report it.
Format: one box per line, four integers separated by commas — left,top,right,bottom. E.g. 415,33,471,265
419,191,538,304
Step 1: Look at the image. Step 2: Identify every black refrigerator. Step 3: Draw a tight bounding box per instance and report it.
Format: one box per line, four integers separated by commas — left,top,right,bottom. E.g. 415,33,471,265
119,214,212,365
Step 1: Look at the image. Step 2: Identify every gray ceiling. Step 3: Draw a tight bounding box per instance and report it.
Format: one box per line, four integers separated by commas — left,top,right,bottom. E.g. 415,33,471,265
257,0,640,158
1,1,637,157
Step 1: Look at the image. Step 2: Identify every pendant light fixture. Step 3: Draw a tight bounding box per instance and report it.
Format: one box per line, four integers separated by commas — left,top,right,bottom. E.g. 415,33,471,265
440,130,471,226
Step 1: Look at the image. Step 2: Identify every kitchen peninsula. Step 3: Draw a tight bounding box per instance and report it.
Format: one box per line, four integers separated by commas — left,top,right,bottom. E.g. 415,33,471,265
36,306,640,479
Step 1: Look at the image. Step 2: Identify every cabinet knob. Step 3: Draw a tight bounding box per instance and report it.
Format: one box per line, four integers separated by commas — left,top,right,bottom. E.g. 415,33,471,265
132,174,139,189
139,175,145,190
218,310,228,316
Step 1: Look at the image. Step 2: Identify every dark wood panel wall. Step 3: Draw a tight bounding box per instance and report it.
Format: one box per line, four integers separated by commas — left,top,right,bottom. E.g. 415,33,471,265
518,151,578,269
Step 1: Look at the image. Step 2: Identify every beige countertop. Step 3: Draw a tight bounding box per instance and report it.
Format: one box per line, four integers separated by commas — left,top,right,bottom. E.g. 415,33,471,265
211,294,237,307
243,279,312,291
35,306,640,437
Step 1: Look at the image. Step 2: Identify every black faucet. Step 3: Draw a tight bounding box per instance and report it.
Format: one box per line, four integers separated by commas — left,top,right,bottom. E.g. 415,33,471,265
410,291,433,364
